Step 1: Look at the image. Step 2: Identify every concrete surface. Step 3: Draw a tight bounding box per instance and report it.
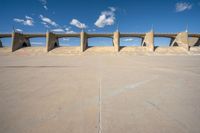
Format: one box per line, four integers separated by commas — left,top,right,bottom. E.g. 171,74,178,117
0,54,200,133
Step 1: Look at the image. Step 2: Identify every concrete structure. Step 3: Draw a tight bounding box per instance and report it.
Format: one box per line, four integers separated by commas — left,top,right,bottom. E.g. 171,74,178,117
171,32,189,51
113,31,120,52
11,32,31,52
0,40,2,47
46,32,59,52
80,31,87,52
0,31,200,53
142,31,154,51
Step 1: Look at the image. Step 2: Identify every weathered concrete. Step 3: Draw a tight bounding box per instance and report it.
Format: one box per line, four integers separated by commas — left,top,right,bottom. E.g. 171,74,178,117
142,31,154,51
80,31,87,52
46,32,59,52
11,32,31,52
0,55,200,133
189,37,200,47
1,32,200,53
113,31,120,52
171,32,189,51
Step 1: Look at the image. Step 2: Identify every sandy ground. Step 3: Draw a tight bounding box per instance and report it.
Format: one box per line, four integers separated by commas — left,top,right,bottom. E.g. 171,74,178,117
0,51,200,133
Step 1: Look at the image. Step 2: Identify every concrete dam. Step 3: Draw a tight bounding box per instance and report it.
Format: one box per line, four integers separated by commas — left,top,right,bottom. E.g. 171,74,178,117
0,31,200,54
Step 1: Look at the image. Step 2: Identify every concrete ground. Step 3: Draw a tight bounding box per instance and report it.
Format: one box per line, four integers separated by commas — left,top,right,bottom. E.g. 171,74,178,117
0,52,200,133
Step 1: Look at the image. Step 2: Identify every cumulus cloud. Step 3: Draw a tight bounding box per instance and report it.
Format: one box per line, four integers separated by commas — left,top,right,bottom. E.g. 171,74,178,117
95,7,116,28
13,16,34,26
70,19,87,29
39,15,58,27
39,0,48,10
123,38,134,42
175,2,192,12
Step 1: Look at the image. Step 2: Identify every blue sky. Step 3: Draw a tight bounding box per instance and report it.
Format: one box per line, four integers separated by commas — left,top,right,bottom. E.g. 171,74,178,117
0,0,200,46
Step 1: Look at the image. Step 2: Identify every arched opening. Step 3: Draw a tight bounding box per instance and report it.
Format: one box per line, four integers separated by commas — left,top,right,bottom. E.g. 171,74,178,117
29,38,46,47
0,38,12,47
154,37,172,48
22,42,28,47
54,42,58,47
58,37,80,46
120,37,142,47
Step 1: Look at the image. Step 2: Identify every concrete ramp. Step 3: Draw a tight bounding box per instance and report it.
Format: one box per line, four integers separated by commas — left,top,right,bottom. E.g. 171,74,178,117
120,46,150,54
13,47,46,55
155,47,188,54
85,46,115,53
189,47,200,54
49,46,81,55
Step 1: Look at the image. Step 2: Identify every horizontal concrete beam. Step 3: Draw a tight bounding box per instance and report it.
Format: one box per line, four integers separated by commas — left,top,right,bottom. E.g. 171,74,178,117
56,33,80,38
24,33,46,38
87,33,113,38
154,34,177,38
1,32,200,39
120,33,145,38
0,33,12,38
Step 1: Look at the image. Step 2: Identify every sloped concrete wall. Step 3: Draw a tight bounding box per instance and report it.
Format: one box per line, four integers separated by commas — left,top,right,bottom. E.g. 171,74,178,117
188,37,200,47
142,31,154,51
80,31,87,52
171,32,189,51
11,32,30,52
113,31,120,52
46,32,59,52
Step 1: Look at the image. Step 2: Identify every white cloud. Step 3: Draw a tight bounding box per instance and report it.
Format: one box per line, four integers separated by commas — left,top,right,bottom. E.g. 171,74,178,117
63,38,70,41
175,2,192,12
15,29,23,32
123,38,134,42
31,42,44,45
39,0,48,10
51,28,65,33
66,30,76,33
40,15,58,27
64,26,75,33
88,29,96,32
95,7,116,28
70,19,87,29
13,16,34,26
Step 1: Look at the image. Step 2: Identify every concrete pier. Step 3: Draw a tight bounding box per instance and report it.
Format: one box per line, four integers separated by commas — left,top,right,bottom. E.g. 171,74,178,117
142,31,154,51
0,31,199,53
11,32,31,52
80,31,87,52
46,32,59,52
171,31,189,51
113,31,120,52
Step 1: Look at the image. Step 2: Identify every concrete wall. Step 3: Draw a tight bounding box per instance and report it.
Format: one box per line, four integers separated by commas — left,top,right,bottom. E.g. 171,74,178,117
113,31,120,52
46,32,59,52
11,32,30,52
171,32,189,51
142,31,154,51
80,31,87,52
188,37,200,47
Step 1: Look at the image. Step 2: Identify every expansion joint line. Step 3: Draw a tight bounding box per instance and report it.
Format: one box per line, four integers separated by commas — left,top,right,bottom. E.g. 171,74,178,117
98,78,102,133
